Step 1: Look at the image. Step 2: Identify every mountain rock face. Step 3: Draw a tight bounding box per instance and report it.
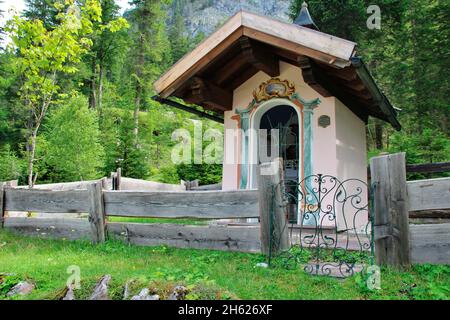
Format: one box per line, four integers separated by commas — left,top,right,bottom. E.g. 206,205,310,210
169,0,292,37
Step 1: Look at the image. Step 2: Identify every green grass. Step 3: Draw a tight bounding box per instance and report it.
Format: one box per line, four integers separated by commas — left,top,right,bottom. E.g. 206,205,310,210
0,230,448,300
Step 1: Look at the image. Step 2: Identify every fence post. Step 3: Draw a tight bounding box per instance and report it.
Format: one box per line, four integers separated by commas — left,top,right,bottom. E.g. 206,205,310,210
116,168,121,190
370,152,411,267
88,180,106,244
185,180,199,190
0,182,5,229
257,157,289,256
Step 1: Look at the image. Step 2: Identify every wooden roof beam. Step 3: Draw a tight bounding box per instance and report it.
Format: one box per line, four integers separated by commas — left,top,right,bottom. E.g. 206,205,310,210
303,58,370,123
184,77,233,111
239,37,280,77
227,65,259,90
340,86,373,100
212,51,249,85
342,79,366,91
323,66,358,81
297,56,332,97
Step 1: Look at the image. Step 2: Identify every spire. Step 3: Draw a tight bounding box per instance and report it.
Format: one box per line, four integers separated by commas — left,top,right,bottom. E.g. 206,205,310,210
293,1,319,31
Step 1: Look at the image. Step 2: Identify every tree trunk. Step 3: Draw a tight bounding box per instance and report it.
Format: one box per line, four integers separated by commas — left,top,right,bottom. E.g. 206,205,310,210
89,59,97,110
98,63,104,115
27,130,37,189
375,119,383,150
133,34,145,143
133,84,141,141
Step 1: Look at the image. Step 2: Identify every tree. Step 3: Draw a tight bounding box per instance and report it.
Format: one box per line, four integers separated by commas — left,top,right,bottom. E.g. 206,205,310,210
288,0,368,41
128,0,171,141
5,0,102,187
167,0,206,64
41,95,104,182
168,0,190,63
289,0,449,155
0,1,4,43
23,0,59,28
114,111,150,178
85,0,128,112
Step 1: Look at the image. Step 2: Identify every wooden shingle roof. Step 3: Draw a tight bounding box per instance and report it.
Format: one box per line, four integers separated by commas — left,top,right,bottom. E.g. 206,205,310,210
154,10,400,130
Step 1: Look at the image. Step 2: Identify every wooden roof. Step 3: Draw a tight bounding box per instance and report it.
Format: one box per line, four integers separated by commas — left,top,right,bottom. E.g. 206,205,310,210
154,10,400,130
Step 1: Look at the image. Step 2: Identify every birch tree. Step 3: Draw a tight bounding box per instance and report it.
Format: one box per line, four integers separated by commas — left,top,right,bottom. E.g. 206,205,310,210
5,0,102,187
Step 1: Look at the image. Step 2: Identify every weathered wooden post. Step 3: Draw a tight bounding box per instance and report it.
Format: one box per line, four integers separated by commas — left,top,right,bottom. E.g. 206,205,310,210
88,180,106,244
116,168,121,190
370,152,411,267
0,182,5,229
257,157,289,256
185,179,199,190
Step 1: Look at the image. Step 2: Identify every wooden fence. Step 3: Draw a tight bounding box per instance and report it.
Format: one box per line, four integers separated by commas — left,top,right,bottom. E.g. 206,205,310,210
1,155,449,265
370,153,450,266
0,180,262,252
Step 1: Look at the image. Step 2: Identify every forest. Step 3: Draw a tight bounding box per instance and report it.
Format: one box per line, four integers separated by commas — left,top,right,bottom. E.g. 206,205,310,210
0,0,448,187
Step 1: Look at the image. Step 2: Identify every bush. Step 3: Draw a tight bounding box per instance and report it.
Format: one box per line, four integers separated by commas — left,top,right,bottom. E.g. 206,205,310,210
176,163,222,185
0,144,23,181
40,95,105,182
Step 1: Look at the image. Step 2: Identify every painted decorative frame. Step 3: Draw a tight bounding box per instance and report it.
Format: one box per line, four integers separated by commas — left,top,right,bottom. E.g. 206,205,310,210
233,78,321,191
252,78,296,103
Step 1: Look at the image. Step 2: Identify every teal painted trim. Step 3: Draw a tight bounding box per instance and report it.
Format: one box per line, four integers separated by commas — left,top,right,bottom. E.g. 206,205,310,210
303,103,319,225
303,108,314,179
234,94,321,191
235,99,257,116
291,93,321,109
239,112,250,189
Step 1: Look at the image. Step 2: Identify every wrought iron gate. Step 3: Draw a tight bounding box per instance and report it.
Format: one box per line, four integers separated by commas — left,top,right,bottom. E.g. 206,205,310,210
268,174,374,278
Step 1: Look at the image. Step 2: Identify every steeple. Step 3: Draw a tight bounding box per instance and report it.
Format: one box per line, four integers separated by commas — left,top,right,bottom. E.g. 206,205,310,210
293,1,319,31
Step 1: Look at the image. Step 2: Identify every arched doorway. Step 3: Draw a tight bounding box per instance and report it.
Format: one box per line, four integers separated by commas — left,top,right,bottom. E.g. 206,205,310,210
259,105,299,184
248,100,302,223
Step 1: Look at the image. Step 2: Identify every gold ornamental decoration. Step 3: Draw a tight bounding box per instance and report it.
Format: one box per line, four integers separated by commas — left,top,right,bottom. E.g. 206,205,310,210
252,78,296,103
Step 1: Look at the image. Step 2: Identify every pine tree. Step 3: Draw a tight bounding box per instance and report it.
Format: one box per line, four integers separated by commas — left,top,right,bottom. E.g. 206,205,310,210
168,0,190,63
86,0,128,112
128,0,171,142
23,0,59,28
288,0,368,41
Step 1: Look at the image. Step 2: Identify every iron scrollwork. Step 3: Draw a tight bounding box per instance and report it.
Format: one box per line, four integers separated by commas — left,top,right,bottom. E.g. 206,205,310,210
269,174,374,278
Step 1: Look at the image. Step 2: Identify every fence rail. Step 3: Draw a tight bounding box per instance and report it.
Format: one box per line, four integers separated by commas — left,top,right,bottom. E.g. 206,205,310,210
104,190,259,219
407,178,450,212
0,179,261,253
108,222,261,252
367,160,450,179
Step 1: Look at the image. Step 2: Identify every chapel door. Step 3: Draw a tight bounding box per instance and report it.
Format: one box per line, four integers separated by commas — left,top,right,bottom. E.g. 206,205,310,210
259,105,299,223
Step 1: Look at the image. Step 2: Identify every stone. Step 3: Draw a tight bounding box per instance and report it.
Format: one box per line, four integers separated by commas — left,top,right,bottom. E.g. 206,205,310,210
122,281,131,300
62,285,75,300
89,275,111,300
6,281,35,297
130,288,160,300
256,262,269,268
168,285,187,300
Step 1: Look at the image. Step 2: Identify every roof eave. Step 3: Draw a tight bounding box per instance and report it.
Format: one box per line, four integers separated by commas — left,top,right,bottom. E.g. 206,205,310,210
351,57,401,130
154,10,357,96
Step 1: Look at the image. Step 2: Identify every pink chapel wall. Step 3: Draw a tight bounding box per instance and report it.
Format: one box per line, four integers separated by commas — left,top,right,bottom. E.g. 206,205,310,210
220,60,369,230
222,60,339,190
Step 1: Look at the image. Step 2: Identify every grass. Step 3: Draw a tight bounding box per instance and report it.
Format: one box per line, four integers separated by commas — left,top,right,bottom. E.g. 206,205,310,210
0,230,448,300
